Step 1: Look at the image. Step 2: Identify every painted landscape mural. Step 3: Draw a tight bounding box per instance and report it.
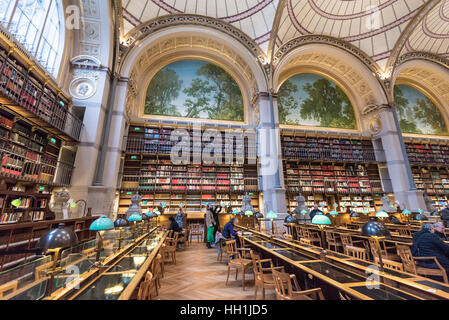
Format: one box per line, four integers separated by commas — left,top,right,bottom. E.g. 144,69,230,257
144,59,244,121
278,73,356,129
394,84,448,136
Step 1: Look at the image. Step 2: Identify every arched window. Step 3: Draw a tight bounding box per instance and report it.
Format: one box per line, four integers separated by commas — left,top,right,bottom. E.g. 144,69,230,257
0,0,65,78
394,84,448,136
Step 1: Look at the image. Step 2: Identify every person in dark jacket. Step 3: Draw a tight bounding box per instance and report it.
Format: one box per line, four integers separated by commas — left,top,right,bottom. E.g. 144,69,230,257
434,222,448,241
440,204,449,228
411,223,449,280
211,205,222,243
223,217,240,247
168,216,183,234
309,205,323,220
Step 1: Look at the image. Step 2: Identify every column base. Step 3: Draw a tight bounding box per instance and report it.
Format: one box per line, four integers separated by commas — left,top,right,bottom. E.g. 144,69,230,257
394,190,427,214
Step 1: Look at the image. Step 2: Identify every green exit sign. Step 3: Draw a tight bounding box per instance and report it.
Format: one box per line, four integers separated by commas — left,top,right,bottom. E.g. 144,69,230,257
60,101,65,107
127,192,133,195
39,187,45,191
131,156,137,160
134,127,141,131
50,138,56,144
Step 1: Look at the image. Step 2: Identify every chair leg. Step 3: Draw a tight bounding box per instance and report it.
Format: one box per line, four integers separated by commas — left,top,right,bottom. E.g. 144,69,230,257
262,287,265,300
254,283,258,299
242,269,245,291
226,266,231,285
235,268,239,281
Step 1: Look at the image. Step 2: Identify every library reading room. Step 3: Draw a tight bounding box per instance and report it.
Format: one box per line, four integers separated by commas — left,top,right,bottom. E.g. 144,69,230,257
4,0,449,306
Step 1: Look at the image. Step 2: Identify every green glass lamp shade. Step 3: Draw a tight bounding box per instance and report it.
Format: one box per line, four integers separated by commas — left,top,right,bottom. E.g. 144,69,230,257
352,203,359,207
153,210,161,216
179,203,185,208
160,203,166,208
37,223,79,249
365,203,371,207
244,210,254,216
361,218,391,237
319,203,326,208
362,209,370,215
114,217,130,228
330,210,339,216
376,211,389,218
90,216,115,231
333,203,338,208
146,211,155,218
128,213,143,222
417,209,424,214
266,211,278,220
11,199,22,208
232,209,239,215
402,210,412,215
301,210,308,216
312,214,332,226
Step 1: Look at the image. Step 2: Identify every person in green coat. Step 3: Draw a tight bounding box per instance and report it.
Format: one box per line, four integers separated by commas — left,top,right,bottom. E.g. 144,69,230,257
205,204,216,249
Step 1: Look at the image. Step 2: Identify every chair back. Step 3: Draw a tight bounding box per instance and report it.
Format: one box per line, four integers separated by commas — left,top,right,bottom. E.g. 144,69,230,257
340,233,352,247
325,231,335,242
137,271,153,300
346,245,367,260
398,228,411,237
368,237,386,260
383,259,404,271
396,244,417,274
225,240,240,262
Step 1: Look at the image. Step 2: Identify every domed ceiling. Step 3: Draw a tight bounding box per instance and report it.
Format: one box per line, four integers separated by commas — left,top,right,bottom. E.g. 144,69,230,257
120,0,449,71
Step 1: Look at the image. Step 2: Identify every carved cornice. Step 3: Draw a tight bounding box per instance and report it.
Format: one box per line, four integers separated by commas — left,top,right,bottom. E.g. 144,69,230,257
396,51,449,72
119,14,268,68
362,104,392,116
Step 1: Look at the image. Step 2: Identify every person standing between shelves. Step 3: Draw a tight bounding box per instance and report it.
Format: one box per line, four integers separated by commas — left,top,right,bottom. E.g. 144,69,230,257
175,207,186,229
440,203,449,228
205,204,216,249
309,205,323,220
212,205,222,243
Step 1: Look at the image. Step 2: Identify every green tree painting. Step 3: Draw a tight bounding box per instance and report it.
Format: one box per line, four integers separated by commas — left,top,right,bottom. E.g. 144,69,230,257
394,85,448,136
278,74,356,129
145,68,183,116
144,60,244,121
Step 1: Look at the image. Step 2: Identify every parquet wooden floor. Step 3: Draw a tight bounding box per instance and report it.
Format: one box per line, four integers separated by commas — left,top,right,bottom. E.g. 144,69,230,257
156,242,276,300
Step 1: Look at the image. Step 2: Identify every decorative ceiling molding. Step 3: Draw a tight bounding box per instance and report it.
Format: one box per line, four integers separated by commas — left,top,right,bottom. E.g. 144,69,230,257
396,51,449,71
119,14,268,68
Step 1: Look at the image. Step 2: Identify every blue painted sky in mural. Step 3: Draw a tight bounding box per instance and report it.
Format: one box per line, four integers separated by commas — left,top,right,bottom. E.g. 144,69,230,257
161,59,214,118
283,73,336,126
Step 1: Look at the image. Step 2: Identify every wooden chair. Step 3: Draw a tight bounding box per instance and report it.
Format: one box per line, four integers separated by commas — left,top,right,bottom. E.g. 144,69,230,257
0,280,18,299
382,259,404,272
397,228,412,237
225,240,253,291
250,250,285,300
368,237,400,262
302,228,322,247
161,232,179,264
137,271,157,300
176,231,187,250
339,291,353,300
151,253,164,295
339,233,366,255
325,231,343,252
189,224,204,243
396,244,448,283
184,225,191,247
272,269,324,300
346,245,367,260
217,238,228,262
299,238,312,245
283,233,293,241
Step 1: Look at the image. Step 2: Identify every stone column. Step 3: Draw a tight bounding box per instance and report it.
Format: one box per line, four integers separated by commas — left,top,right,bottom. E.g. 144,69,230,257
257,92,287,231
373,105,426,212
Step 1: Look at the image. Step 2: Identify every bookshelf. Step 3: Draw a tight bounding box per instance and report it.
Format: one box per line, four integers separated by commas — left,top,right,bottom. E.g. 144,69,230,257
0,46,82,141
406,141,449,210
281,132,384,214
120,124,260,220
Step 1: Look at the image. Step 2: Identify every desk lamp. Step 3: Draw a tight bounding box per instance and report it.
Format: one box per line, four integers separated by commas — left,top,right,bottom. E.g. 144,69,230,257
244,210,254,228
312,214,332,248
266,211,278,235
402,210,412,225
37,223,79,295
89,216,114,266
329,210,339,226
153,209,161,225
361,218,391,271
114,216,129,250
128,212,142,239
376,210,389,222
413,209,429,223
141,211,149,232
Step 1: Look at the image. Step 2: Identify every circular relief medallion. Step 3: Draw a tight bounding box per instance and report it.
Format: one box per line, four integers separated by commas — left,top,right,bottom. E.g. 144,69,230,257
69,78,96,100
369,119,382,134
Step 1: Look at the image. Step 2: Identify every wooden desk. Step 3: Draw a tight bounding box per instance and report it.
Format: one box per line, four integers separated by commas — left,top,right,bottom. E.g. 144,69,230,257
237,227,449,300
